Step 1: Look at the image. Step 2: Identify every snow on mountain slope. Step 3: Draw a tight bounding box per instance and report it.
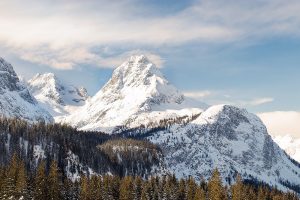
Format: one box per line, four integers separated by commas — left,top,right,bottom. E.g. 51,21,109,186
147,104,300,192
272,135,300,163
63,55,207,133
0,57,53,123
28,73,89,120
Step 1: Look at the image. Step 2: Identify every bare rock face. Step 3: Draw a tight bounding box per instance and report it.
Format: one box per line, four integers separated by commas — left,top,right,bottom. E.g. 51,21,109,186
28,73,90,118
0,57,53,122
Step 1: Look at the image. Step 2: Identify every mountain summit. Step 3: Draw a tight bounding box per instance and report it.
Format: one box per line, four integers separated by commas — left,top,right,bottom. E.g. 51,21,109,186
64,55,207,132
148,104,300,191
28,73,89,118
0,57,53,122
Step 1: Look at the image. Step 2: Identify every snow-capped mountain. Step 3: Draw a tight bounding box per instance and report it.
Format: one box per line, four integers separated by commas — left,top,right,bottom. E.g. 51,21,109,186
4,54,299,193
63,55,207,132
0,57,53,123
147,104,300,191
28,73,89,120
60,55,300,193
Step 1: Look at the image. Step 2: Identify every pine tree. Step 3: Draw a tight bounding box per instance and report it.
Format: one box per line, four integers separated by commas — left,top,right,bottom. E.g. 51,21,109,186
111,175,120,200
0,154,19,199
162,175,171,200
120,176,134,200
231,174,244,200
257,186,267,200
208,169,225,200
134,176,143,200
48,160,61,200
102,175,114,200
0,166,7,199
177,179,186,200
15,161,28,199
34,161,48,200
186,177,197,200
141,180,152,200
194,186,206,200
79,175,90,200
89,175,102,200
243,185,256,200
63,178,79,200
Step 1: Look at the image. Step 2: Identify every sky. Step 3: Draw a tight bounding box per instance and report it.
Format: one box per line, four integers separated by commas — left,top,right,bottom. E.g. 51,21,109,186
0,0,299,138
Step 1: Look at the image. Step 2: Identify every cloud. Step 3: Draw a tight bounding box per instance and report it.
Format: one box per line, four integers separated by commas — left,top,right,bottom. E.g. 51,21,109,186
258,111,300,138
183,89,274,108
97,50,165,69
2,0,300,69
239,97,274,106
272,134,300,162
8,44,164,70
183,90,212,99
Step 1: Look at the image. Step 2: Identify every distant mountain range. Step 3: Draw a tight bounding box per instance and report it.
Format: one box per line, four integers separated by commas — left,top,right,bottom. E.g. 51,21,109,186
0,55,300,194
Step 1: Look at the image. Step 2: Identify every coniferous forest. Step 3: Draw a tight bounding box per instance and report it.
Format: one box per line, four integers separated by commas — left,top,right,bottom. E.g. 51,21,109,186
0,117,299,199
0,154,299,200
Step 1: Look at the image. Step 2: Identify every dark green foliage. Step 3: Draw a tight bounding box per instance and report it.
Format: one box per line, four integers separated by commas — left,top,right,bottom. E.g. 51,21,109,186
0,117,162,178
0,157,298,200
98,138,162,177
0,117,299,199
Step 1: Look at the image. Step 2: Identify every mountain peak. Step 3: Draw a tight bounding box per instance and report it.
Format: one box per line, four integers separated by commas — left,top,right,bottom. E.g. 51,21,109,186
109,54,163,89
30,73,59,86
64,55,206,132
101,54,183,109
28,73,89,117
0,57,16,75
0,57,53,122
128,54,149,63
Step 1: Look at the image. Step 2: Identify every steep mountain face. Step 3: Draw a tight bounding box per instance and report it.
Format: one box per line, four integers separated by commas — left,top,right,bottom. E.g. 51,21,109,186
147,105,300,192
28,73,89,119
64,55,207,133
0,57,53,123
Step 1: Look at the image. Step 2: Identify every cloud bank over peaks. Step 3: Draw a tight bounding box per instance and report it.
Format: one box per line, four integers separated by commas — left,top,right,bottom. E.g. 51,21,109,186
3,0,300,70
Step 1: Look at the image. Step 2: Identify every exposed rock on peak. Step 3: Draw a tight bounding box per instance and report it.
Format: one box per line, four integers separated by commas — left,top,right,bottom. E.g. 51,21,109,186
0,57,53,122
28,73,89,118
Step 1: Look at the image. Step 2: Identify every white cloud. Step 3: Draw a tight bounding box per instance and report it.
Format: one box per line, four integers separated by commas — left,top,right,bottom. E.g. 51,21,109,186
183,90,212,99
272,134,300,162
2,0,300,69
97,50,165,69
239,97,274,106
8,45,164,70
183,89,274,108
258,111,300,138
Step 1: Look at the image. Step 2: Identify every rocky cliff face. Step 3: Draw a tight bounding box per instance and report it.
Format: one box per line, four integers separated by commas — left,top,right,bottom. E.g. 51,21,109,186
28,73,89,119
0,57,53,122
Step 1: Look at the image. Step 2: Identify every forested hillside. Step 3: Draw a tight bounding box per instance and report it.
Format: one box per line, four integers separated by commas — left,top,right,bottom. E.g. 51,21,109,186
0,117,300,199
0,155,298,200
0,117,164,180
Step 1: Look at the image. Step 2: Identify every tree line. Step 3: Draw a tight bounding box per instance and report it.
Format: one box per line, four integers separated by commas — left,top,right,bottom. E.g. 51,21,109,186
0,117,163,178
0,154,298,200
